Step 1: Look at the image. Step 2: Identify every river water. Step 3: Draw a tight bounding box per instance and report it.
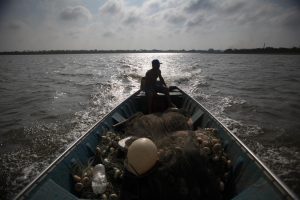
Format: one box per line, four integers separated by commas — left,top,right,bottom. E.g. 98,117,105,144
0,53,299,199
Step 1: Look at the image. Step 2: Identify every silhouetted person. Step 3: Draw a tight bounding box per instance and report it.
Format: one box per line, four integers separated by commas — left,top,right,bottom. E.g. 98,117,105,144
144,59,174,113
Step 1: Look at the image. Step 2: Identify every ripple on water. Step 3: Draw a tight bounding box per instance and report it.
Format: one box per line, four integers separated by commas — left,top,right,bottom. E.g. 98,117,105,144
1,53,300,199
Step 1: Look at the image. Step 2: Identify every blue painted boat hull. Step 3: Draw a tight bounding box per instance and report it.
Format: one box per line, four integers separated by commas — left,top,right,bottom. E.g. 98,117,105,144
15,87,297,200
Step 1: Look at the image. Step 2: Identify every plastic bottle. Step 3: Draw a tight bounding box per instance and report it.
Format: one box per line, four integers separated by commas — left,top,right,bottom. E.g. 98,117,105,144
91,164,108,194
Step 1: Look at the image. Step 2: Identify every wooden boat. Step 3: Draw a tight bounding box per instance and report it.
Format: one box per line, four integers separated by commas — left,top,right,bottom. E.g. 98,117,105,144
15,86,297,200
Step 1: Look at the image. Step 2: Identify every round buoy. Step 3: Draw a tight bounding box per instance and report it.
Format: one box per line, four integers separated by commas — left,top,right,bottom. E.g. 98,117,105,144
127,138,158,175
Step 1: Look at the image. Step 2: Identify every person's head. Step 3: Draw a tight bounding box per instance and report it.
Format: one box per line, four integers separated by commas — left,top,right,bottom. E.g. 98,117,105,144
152,59,161,70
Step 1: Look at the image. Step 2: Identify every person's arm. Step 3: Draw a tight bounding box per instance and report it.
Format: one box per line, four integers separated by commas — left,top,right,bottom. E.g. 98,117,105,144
158,70,167,86
145,71,150,89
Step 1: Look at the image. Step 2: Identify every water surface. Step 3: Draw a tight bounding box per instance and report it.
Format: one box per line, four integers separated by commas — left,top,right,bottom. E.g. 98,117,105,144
0,53,299,199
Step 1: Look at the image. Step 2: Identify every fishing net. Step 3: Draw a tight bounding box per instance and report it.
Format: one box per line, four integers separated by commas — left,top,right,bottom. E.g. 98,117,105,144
124,109,192,139
71,110,234,200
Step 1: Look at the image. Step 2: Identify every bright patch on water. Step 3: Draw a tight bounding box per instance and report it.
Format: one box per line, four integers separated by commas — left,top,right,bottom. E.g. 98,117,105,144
0,53,299,199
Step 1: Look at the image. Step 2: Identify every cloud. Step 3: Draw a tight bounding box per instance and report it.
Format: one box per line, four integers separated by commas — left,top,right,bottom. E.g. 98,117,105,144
0,0,299,51
280,9,300,30
60,5,92,21
143,1,161,14
186,13,207,28
122,10,141,25
99,0,123,15
220,0,246,14
6,20,26,30
102,31,115,38
0,0,11,16
184,0,214,13
165,12,186,25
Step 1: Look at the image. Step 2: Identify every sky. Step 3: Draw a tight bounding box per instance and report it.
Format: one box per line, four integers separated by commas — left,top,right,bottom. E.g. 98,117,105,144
0,0,299,51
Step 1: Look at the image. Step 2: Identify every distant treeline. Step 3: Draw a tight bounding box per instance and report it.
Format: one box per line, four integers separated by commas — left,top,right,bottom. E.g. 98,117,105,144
224,47,300,54
0,49,212,55
0,47,299,55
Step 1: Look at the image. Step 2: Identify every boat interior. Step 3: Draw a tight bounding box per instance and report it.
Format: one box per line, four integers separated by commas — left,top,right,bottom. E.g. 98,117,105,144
16,87,296,200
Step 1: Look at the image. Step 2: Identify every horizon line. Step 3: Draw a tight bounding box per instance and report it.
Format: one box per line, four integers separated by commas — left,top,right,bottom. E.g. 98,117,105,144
1,47,300,55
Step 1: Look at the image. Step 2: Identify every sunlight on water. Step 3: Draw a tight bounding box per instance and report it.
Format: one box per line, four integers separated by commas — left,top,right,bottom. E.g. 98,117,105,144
0,53,299,199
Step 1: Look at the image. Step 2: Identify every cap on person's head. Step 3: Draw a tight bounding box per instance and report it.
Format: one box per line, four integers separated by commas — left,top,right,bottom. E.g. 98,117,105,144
152,59,162,67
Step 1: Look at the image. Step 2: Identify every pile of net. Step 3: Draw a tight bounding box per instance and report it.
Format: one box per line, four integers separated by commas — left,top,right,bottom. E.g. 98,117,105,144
71,109,234,200
123,110,192,138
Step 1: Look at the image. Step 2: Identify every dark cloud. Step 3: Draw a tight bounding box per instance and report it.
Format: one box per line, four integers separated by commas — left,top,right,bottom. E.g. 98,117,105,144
267,0,300,10
186,14,205,28
281,11,300,30
122,11,140,25
60,6,91,21
289,0,300,9
0,0,10,11
184,0,213,13
222,1,246,13
0,20,26,33
165,13,186,25
102,31,115,38
7,21,24,30
67,31,80,39
0,0,16,21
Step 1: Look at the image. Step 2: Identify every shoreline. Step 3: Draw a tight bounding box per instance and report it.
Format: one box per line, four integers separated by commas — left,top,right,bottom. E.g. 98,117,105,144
1,48,300,55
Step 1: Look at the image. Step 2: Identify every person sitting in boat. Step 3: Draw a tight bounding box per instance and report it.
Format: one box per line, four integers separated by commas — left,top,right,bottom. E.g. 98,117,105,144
144,59,175,113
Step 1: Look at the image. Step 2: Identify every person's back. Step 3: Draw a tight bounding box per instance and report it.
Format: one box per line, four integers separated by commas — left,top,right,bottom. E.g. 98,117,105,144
144,59,175,113
145,68,160,91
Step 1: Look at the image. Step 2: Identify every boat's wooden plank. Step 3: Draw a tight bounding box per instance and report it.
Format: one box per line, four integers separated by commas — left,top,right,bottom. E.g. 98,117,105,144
191,109,204,127
232,177,282,200
84,129,100,150
85,142,95,154
30,179,77,200
48,157,77,191
112,112,126,124
127,99,137,114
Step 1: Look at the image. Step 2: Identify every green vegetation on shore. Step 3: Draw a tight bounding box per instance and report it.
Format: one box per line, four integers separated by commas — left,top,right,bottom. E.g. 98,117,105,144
0,47,299,55
224,47,300,54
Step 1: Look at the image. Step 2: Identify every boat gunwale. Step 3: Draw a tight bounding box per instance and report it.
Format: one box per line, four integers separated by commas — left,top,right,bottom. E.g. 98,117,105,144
176,87,298,200
14,89,142,200
15,87,298,200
